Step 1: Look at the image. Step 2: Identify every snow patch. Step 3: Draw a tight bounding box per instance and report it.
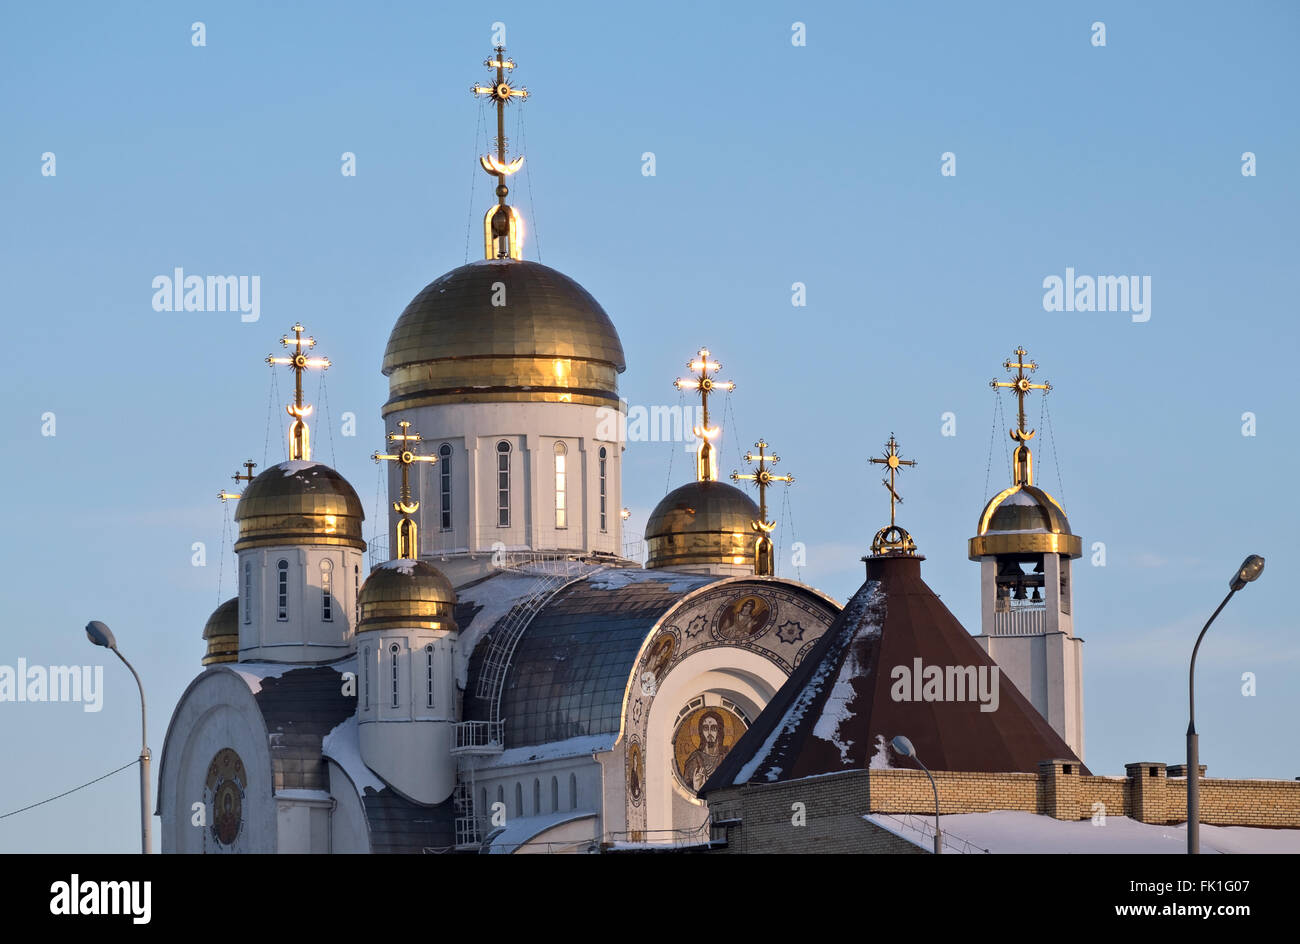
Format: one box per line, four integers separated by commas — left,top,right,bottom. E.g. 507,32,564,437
868,734,893,769
477,734,616,770
378,559,419,575
582,568,714,594
321,713,387,795
278,460,325,476
809,583,885,764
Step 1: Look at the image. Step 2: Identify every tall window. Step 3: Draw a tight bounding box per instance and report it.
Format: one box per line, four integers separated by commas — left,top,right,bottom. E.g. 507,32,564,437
533,778,541,815
320,559,333,622
438,443,452,531
276,559,289,621
496,441,511,527
362,646,370,709
425,644,435,708
551,776,559,813
554,442,568,529
354,564,361,625
598,446,608,533
390,643,400,708
569,772,578,811
242,561,251,624
514,782,523,818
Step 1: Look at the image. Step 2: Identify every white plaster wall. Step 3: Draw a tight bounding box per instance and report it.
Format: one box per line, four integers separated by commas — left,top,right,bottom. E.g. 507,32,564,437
238,544,362,663
325,759,371,853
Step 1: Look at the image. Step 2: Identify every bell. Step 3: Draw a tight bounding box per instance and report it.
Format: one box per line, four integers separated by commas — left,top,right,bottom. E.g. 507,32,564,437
1013,583,1028,601
1031,587,1042,603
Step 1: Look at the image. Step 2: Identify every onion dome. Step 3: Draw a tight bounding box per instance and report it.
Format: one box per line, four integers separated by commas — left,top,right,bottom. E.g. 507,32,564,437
356,559,458,633
381,259,626,415
233,460,365,552
644,480,761,570
968,484,1082,559
201,597,239,666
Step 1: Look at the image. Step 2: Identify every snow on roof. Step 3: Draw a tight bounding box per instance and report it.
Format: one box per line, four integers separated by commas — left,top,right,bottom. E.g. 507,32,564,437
482,810,597,854
581,568,716,594
321,711,387,796
230,662,296,694
475,733,616,771
866,810,1300,854
278,460,326,476
378,559,418,575
732,581,884,785
809,588,885,764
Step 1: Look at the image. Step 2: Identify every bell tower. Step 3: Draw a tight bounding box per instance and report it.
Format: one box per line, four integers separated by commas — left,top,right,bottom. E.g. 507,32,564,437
969,348,1085,758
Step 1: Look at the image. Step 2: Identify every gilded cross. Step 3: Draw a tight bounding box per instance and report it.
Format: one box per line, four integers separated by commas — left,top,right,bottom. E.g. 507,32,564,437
990,346,1051,446
267,324,330,461
218,459,257,503
732,440,794,534
472,46,529,259
869,433,916,528
674,348,735,483
373,420,439,559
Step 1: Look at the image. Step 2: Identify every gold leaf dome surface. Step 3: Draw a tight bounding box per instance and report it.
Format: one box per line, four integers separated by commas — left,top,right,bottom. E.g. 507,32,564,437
357,559,458,633
201,597,239,666
644,480,761,570
234,461,365,552
382,259,626,414
968,484,1082,559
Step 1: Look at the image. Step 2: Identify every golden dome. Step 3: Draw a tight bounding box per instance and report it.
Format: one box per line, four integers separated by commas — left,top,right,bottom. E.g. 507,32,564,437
201,597,239,666
968,484,1083,559
644,480,761,570
356,559,458,633
234,461,365,552
382,259,626,415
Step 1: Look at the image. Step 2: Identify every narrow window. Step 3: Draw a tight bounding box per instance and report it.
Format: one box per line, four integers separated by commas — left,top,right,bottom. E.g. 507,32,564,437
320,559,333,622
496,785,504,807
439,443,453,531
425,644,435,709
276,559,289,621
514,782,523,818
533,778,541,815
569,772,578,811
551,776,559,813
481,788,488,822
496,441,511,527
390,643,400,708
554,442,568,529
598,446,608,533
363,646,371,708
354,564,361,625
242,560,251,624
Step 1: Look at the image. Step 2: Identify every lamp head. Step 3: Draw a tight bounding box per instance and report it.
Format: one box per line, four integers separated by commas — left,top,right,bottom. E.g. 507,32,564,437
1229,555,1265,591
891,735,916,759
85,620,117,650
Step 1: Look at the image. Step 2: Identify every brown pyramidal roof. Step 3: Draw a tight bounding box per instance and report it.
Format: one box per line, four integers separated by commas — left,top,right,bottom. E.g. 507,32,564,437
703,554,1087,792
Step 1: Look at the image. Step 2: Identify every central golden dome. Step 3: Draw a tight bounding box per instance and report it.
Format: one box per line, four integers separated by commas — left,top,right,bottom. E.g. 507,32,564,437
382,259,626,415
357,559,458,633
644,480,761,570
968,484,1082,559
234,461,365,552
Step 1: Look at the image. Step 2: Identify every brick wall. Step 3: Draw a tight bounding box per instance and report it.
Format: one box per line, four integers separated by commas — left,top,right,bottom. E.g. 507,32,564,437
706,762,1300,853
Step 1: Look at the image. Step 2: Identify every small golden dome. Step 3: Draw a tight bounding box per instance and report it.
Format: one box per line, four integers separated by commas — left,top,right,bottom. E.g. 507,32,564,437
968,484,1083,559
357,559,458,633
382,259,626,415
644,480,761,570
234,461,365,552
201,597,239,666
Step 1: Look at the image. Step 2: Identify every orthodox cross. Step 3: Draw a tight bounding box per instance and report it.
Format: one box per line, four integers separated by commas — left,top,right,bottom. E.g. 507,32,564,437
990,346,1050,486
869,433,916,529
373,420,438,559
674,348,735,482
267,324,330,461
732,440,794,533
218,459,257,503
472,46,529,258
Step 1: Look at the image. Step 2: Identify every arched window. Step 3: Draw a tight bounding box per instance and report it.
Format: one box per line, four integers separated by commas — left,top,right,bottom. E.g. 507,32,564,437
425,644,435,708
390,643,400,708
481,788,488,822
362,646,371,709
438,443,453,531
551,776,559,813
276,559,289,621
354,564,361,625
496,784,504,808
569,772,578,811
533,778,541,815
320,559,333,622
554,442,568,529
598,446,608,533
496,441,511,527
242,560,251,624
514,782,523,818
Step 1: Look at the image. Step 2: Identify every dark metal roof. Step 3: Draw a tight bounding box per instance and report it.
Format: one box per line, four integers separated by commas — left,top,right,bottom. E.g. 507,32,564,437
704,555,1088,792
362,788,456,854
464,570,720,747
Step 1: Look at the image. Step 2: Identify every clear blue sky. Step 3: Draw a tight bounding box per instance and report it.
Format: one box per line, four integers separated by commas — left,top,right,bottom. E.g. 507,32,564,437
1,1,1296,851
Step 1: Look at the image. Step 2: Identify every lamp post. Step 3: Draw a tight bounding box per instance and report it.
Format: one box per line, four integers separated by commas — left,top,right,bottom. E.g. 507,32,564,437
1186,555,1264,855
892,735,942,854
85,621,152,854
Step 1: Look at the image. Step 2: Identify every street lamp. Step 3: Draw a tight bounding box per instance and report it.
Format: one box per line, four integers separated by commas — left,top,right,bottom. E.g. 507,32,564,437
1186,554,1264,855
892,735,942,854
85,621,152,855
